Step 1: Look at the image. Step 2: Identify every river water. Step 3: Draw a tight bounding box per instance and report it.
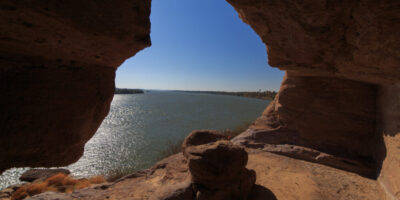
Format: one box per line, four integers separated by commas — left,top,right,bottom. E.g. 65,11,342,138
0,91,270,189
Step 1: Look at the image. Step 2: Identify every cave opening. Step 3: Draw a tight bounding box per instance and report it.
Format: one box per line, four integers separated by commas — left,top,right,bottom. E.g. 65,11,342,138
1,0,399,198
0,0,284,189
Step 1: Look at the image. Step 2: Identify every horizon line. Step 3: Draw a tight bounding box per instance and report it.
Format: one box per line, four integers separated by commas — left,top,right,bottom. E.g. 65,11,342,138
115,87,278,93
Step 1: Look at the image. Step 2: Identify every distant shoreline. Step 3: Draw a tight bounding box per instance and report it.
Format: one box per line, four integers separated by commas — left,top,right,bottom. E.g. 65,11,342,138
114,88,277,100
175,90,277,100
115,88,144,94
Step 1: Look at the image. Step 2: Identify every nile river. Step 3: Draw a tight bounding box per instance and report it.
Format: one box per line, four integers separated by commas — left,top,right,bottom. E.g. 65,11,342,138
0,91,269,189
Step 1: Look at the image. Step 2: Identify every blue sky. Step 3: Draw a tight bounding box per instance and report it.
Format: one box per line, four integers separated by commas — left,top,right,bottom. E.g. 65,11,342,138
116,0,284,92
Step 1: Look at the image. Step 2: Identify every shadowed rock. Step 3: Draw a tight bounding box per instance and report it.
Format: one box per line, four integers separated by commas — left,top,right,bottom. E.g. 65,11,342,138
226,3,400,198
149,178,193,200
20,168,70,182
25,191,72,200
182,130,256,200
0,0,151,172
1,0,400,199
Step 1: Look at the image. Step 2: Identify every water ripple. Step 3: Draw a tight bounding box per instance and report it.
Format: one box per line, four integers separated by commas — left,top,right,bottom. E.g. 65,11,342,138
0,92,269,189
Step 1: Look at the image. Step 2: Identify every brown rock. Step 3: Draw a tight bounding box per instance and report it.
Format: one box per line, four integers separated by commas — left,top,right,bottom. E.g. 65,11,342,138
227,0,400,85
227,2,400,195
185,140,247,186
25,191,72,200
9,184,25,192
377,83,400,199
1,0,400,199
0,188,13,195
183,130,255,200
19,168,71,182
233,74,380,178
149,178,193,200
83,153,190,200
21,150,386,200
0,0,151,171
181,130,227,155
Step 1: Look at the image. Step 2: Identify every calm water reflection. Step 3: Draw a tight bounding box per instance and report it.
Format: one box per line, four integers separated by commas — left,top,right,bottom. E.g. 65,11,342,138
0,91,269,188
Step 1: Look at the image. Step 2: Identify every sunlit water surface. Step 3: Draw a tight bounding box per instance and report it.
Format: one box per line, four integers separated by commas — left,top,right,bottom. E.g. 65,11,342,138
0,91,270,189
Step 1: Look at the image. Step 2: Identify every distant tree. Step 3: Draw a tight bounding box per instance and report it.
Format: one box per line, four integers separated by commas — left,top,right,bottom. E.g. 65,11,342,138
115,88,144,94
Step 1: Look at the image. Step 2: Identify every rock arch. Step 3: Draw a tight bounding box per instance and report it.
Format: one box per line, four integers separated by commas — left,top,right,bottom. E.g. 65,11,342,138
0,0,399,198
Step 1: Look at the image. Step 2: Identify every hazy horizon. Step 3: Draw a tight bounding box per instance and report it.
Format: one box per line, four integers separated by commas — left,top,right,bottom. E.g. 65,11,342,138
115,87,279,93
116,0,284,92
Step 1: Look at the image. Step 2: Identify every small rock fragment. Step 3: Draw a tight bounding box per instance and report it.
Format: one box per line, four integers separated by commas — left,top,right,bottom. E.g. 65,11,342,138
20,168,71,182
24,191,72,200
0,188,13,195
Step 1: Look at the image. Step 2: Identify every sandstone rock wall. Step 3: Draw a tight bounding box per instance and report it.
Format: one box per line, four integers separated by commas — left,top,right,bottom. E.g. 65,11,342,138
377,84,400,199
0,0,151,171
227,0,400,197
227,0,400,84
1,0,400,198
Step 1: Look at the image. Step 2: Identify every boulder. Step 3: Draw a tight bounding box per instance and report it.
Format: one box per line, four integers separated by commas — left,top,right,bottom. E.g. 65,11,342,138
182,130,255,200
19,168,71,182
182,130,227,158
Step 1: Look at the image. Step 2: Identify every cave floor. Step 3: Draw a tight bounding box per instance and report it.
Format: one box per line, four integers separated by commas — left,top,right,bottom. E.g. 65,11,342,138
28,149,386,200
245,149,385,200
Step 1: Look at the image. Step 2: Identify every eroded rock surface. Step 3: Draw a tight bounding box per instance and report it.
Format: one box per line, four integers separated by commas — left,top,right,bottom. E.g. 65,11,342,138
1,0,400,198
0,0,151,171
227,0,400,84
24,150,385,200
182,130,255,200
226,1,400,198
233,74,380,178
223,1,400,198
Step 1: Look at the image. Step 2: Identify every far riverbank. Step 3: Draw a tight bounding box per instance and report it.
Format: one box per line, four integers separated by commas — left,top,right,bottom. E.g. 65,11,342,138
171,90,277,100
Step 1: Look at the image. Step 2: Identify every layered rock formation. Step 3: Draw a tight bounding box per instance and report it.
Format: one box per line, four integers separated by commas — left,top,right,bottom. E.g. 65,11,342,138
22,150,386,200
0,0,151,171
227,0,400,198
1,0,400,199
233,74,381,177
227,0,400,84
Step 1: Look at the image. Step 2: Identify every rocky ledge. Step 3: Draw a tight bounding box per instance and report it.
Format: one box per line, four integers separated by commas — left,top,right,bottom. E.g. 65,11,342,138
2,130,386,200
12,150,385,200
1,0,400,199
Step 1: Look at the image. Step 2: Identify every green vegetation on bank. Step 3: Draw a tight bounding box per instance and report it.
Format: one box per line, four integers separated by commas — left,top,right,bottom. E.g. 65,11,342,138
105,121,253,182
115,88,144,94
176,90,277,100
114,88,277,99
